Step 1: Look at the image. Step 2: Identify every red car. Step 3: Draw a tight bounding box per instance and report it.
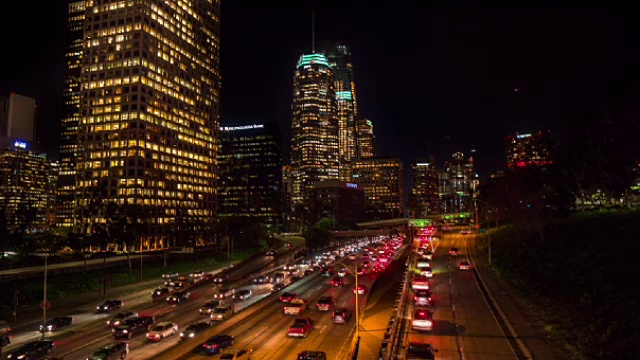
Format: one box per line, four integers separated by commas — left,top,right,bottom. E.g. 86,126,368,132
287,317,314,338
279,292,297,303
449,247,460,256
353,285,367,295
330,277,344,287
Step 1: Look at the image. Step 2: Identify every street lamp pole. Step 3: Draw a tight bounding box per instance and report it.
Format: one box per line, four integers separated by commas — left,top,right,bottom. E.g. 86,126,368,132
42,253,48,340
342,262,361,344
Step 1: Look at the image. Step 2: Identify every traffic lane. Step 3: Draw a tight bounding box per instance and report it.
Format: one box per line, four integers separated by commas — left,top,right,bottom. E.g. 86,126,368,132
449,245,517,360
405,235,460,359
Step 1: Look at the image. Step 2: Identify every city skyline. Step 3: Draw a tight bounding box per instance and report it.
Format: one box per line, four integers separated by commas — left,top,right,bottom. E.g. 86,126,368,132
1,5,639,181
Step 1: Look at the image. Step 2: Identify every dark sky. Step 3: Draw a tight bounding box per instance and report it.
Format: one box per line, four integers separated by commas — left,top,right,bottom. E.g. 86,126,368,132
1,4,639,181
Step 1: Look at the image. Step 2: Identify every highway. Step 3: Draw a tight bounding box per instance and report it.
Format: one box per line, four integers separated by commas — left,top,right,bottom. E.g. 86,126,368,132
398,231,518,359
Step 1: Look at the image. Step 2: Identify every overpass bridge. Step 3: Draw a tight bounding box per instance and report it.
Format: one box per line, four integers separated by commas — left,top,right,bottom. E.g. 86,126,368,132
331,213,472,237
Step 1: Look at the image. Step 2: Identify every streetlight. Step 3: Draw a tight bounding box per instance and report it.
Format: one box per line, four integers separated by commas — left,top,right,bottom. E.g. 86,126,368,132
473,198,492,266
42,252,48,340
341,261,362,346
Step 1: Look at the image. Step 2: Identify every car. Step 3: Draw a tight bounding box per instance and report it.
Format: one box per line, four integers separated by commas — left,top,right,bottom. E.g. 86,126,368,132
348,253,357,260
180,321,211,340
287,317,314,338
167,291,190,304
151,286,171,299
214,288,235,300
411,275,430,290
213,274,229,284
146,321,178,342
459,260,471,270
356,267,365,275
162,272,179,279
6,340,57,360
279,292,297,303
201,334,234,354
210,304,234,322
289,275,301,284
461,229,470,234
171,276,193,289
97,300,124,313
353,284,367,295
253,274,269,284
270,272,286,283
234,289,252,301
86,341,129,360
413,289,433,306
303,268,314,276
449,247,460,255
320,266,333,276
419,266,433,278
112,316,154,339
362,260,370,268
330,276,344,287
40,316,74,332
332,308,352,324
411,308,434,331
423,251,433,261
219,348,252,360
316,296,336,311
107,312,138,327
297,351,327,360
406,341,438,359
190,270,206,278
337,268,347,277
271,283,287,292
199,300,222,315
265,249,276,256
372,265,385,273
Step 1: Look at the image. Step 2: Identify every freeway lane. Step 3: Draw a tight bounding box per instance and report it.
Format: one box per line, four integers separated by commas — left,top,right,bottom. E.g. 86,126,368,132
402,232,517,359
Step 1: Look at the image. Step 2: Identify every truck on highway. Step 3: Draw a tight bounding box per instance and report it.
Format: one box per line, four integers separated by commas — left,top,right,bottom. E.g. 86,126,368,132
283,297,308,315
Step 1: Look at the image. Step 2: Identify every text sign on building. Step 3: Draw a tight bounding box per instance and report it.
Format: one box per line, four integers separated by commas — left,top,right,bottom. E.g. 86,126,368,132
345,183,359,189
221,124,264,131
14,140,27,149
516,133,531,139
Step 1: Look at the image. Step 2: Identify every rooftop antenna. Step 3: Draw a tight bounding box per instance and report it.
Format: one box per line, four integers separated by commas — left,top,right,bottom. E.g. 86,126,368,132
311,9,315,53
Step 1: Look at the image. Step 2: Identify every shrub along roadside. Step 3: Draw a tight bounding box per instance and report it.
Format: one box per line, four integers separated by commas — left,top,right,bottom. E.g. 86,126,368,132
474,210,640,360
1,249,259,311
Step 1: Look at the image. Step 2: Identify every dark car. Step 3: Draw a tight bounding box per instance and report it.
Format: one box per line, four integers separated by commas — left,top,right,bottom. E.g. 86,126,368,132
279,292,297,302
112,316,154,339
199,300,222,315
265,249,276,256
107,312,138,327
316,296,336,311
406,341,438,359
162,272,179,279
6,340,56,360
332,308,352,324
297,351,327,360
86,341,129,360
201,334,234,355
271,283,287,292
151,287,171,299
167,291,190,304
413,289,433,307
97,300,124,313
180,322,212,340
213,274,229,284
320,266,333,276
253,274,269,284
40,316,74,332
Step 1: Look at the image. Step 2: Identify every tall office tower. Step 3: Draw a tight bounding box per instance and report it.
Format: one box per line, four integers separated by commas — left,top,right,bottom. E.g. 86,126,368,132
316,42,358,181
0,93,37,143
57,0,86,227
356,118,374,158
71,0,222,249
505,130,554,169
290,53,340,206
0,142,57,231
411,158,440,217
218,123,283,227
439,152,477,216
352,157,404,220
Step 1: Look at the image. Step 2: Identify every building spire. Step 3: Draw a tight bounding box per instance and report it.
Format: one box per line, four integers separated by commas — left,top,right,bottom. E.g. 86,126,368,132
311,9,315,53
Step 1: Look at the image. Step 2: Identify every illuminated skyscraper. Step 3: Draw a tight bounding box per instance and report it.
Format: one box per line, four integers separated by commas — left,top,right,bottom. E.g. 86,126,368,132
352,157,404,220
439,152,478,215
316,42,358,180
290,53,340,206
506,130,554,169
57,0,85,227
69,0,222,249
356,118,374,159
411,158,439,217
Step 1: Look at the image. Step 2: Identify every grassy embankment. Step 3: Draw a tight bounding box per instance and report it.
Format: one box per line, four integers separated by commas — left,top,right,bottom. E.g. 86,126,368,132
474,210,640,360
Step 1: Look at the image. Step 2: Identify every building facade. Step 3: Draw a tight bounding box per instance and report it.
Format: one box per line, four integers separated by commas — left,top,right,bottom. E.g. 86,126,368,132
57,0,86,227
290,53,340,206
352,157,404,220
69,0,222,250
0,93,37,143
217,123,282,228
411,158,439,217
356,118,374,159
0,142,57,231
311,180,365,226
439,151,478,216
506,130,554,169
316,42,358,181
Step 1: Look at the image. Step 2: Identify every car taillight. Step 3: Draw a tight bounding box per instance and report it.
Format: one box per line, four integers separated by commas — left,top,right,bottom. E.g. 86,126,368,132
53,341,58,346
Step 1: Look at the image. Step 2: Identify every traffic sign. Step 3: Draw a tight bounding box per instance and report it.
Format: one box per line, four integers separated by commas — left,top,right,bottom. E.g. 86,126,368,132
39,300,51,310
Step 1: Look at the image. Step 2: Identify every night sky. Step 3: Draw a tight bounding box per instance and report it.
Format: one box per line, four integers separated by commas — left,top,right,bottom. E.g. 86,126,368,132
1,5,639,182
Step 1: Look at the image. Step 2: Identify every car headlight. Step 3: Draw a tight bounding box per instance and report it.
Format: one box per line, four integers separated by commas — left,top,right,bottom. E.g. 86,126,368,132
189,333,195,337
122,330,128,334
47,325,53,329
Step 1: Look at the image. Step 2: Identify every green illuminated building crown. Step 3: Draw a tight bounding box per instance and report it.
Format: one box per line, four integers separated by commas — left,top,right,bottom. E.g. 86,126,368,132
296,53,331,69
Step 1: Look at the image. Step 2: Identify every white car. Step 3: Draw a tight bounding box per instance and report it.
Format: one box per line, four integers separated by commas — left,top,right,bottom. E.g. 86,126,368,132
146,321,178,341
337,268,347,277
